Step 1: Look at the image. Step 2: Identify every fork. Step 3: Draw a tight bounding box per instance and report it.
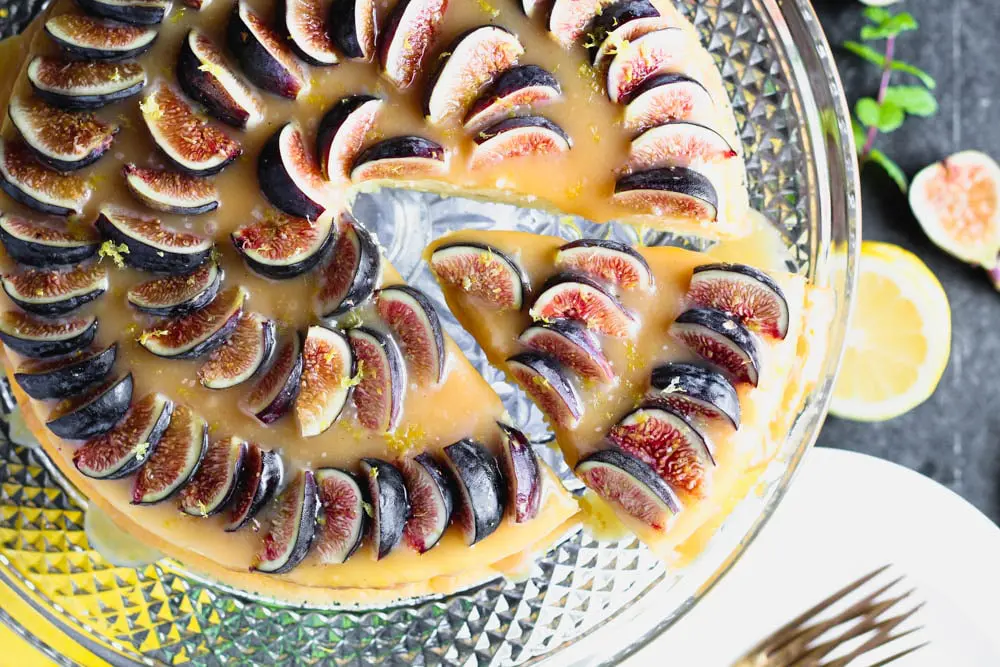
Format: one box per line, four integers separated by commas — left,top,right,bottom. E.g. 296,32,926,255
733,565,928,666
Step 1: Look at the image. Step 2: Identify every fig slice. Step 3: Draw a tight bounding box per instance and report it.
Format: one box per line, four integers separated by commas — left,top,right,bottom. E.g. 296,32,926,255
517,319,613,383
401,453,453,553
225,444,283,531
27,56,145,110
329,0,379,60
123,164,219,215
464,65,561,133
622,73,715,134
0,310,98,358
282,0,339,66
131,404,208,504
14,342,117,400
96,206,213,273
177,29,265,129
647,362,740,429
258,123,335,220
471,116,572,169
625,121,737,172
139,285,247,359
76,0,169,25
506,352,582,428
127,262,222,316
0,213,100,268
555,238,654,291
379,0,449,89
228,0,309,99
314,467,367,563
9,97,118,172
317,95,384,181
2,262,108,316
520,0,551,18
443,438,504,546
429,242,528,311
688,263,789,339
529,273,637,338
606,28,688,105
360,458,409,559
232,212,335,279
141,83,242,176
425,26,524,125
242,330,303,424
670,308,761,386
296,326,356,437
199,312,276,389
45,14,158,60
315,216,382,319
575,449,681,531
548,0,608,47
351,136,447,182
347,326,404,432
47,373,135,440
179,435,247,516
613,166,718,221
0,140,91,216
73,392,173,479
589,0,671,72
496,422,541,523
375,285,446,385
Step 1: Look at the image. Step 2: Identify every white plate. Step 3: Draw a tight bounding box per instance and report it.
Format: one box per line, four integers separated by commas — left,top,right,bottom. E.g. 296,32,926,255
625,447,1000,666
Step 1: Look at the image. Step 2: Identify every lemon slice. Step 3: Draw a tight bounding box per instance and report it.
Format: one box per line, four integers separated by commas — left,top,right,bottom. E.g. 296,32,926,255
831,242,951,422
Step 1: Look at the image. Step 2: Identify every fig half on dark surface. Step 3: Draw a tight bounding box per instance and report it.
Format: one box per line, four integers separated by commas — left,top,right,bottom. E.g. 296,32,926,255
401,453,453,553
347,327,404,432
329,0,379,60
96,207,213,273
296,326,356,437
72,391,173,479
9,97,118,172
123,163,220,215
0,214,100,268
258,123,334,220
379,0,449,89
517,320,613,384
314,467,367,563
229,0,309,99
376,285,446,385
465,65,561,133
179,435,247,516
139,286,247,359
282,0,339,66
76,0,169,25
360,458,409,560
317,95,384,182
529,273,637,338
0,140,91,217
47,373,135,440
132,404,208,504
670,307,761,386
497,422,541,523
27,56,146,110
506,351,581,429
242,329,303,424
613,166,719,222
45,14,158,60
429,242,528,311
199,312,276,389
14,342,117,400
2,262,108,316
255,471,318,574
127,261,222,317
225,444,283,531
470,116,571,170
232,213,335,279
575,449,681,531
177,29,265,129
648,362,741,429
351,136,447,182
443,438,504,546
0,310,98,358
315,215,381,319
554,238,654,292
688,263,790,339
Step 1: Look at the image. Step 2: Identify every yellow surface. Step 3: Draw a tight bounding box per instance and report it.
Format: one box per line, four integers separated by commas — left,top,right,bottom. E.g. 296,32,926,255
0,581,106,666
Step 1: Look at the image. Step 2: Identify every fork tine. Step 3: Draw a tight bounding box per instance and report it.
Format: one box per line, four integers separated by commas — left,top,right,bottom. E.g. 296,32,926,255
795,603,924,667
866,640,931,667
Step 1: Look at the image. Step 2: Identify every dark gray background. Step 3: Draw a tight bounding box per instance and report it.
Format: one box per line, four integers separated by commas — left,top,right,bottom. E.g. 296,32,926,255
813,0,1000,524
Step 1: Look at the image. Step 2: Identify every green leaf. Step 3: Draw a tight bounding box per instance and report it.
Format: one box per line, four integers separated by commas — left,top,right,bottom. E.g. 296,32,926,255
890,60,937,89
862,7,892,25
860,12,919,39
852,119,868,150
867,149,908,192
843,40,885,67
876,101,905,132
884,85,938,116
855,97,881,128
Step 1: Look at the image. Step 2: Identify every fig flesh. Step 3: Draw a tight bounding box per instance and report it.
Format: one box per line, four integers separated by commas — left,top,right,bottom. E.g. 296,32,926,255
139,286,247,359
14,343,117,400
47,373,135,440
554,238,653,291
176,29,265,129
132,404,208,504
0,214,100,268
647,362,740,429
471,116,571,169
282,0,339,65
443,438,504,546
670,307,761,386
96,207,213,273
317,95,384,182
379,0,449,89
625,121,736,172
314,467,367,563
401,453,453,553
347,327,404,432
688,263,789,339
358,458,408,559
351,136,447,182
329,0,379,60
529,273,636,338
606,28,687,105
255,470,318,573
179,435,247,516
496,422,541,523
45,14,158,60
123,164,219,215
429,241,528,311
76,0,169,25
0,310,98,358
232,213,335,279
375,285,446,385
27,56,145,110
622,73,715,134
520,0,550,18
296,326,356,437
507,352,582,428
229,0,309,99
199,312,276,389
464,64,561,133
315,214,382,319
243,330,303,424
548,0,607,47
613,166,718,221
141,84,241,176
9,97,118,172
0,139,91,216
588,0,668,69
127,261,222,317
575,449,680,531
517,319,613,383
2,262,108,316
225,445,283,531
258,123,334,220
72,391,171,476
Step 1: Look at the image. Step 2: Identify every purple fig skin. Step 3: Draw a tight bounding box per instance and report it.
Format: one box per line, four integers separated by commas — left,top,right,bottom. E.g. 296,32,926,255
228,1,306,99
648,362,741,429
257,124,326,220
347,327,405,432
671,307,761,386
316,216,382,319
0,312,98,358
316,95,382,179
95,210,212,274
249,332,305,424
9,99,117,172
76,0,168,25
556,238,653,291
73,394,174,480
614,166,719,221
474,115,571,146
496,423,541,523
176,30,261,129
127,263,223,318
329,0,378,59
45,372,133,440
375,284,447,385
2,265,108,317
27,57,146,111
443,438,504,545
14,342,118,400
352,136,445,168
465,65,561,131
254,471,319,574
575,449,681,531
225,446,284,531
507,351,583,428
361,458,409,560
402,452,454,553
45,15,158,61
689,263,790,339
140,291,245,360
620,71,711,107
586,0,660,61
0,214,100,268
517,319,613,383
279,0,339,66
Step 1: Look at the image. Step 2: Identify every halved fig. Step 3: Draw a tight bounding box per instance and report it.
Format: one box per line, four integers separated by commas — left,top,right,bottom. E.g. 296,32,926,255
141,84,241,176
225,445,283,531
375,285,446,385
0,214,100,268
529,273,636,338
506,352,582,428
14,343,117,400
9,97,117,172
296,326,356,437
548,0,606,47
73,392,173,479
180,435,247,516
258,123,334,220
471,116,571,170
139,286,246,359
647,362,740,428
575,449,680,531
670,308,761,386
379,0,449,89
555,238,653,291
401,453,453,553
282,0,338,66
314,467,367,563
606,28,688,105
315,216,381,318
351,136,447,182
464,65,561,133
329,0,379,60
123,164,219,215
96,207,213,273
443,438,504,545
425,26,524,125
228,0,309,99
520,0,550,19
255,470,318,573
346,327,404,432
689,263,789,339
27,56,145,110
429,242,528,311
47,373,135,440
76,0,169,25
198,312,275,389
242,330,303,424
622,73,715,134
132,404,208,504
589,0,671,72
613,166,718,221
496,422,541,523
232,213,335,279
0,140,90,216
360,458,409,559
517,319,613,383
625,121,736,172
45,14,158,60
0,310,98,358
317,95,384,181
127,262,222,316
2,262,108,316
176,29,265,129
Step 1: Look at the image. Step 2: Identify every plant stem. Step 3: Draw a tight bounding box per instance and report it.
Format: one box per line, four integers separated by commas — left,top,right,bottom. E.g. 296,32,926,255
860,34,897,161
